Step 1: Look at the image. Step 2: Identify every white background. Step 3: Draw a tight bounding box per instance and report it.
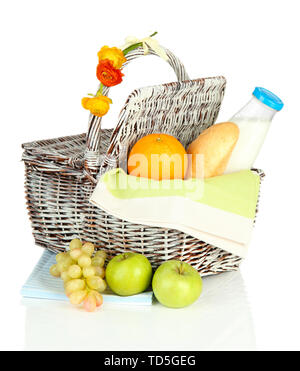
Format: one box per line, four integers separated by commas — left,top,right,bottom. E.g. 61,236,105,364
1,0,299,351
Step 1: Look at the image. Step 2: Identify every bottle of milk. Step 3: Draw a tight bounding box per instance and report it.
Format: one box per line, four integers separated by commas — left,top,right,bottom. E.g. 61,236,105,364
225,87,284,174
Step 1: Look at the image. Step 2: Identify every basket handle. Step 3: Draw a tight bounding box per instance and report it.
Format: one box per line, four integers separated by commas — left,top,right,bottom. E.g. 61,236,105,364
84,46,189,177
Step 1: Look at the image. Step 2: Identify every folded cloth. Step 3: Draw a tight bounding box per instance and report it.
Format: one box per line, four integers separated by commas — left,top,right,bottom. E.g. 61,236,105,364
90,169,261,258
21,250,153,306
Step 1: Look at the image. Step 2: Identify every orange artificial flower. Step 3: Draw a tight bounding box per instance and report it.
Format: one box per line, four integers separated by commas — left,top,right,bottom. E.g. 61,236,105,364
81,95,112,117
97,46,126,69
96,60,124,87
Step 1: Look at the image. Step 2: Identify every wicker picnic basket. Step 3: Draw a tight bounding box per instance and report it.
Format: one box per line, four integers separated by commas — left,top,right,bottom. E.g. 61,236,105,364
22,46,261,276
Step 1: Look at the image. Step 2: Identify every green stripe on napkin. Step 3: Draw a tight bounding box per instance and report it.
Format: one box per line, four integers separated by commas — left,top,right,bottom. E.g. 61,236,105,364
102,169,260,219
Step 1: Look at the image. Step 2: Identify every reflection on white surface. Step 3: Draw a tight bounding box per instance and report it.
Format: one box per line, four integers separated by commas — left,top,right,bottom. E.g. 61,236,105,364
23,271,256,350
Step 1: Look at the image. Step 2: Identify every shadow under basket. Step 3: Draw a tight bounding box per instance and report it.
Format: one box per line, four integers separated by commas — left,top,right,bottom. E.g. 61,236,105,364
22,46,263,276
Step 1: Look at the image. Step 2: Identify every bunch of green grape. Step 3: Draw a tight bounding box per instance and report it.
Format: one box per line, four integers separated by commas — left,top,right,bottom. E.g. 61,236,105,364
50,239,107,312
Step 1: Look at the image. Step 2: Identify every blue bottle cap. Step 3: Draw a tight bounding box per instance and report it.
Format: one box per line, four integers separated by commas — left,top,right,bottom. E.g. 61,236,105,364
253,87,284,111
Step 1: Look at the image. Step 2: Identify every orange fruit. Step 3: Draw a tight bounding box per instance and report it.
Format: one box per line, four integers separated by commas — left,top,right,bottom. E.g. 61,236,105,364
128,133,187,180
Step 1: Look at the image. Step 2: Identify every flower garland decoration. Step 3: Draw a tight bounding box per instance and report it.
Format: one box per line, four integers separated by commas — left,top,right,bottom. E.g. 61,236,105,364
82,32,168,117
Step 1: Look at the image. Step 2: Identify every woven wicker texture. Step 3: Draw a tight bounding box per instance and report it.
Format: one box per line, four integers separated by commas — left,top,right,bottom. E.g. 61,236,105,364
85,47,189,174
22,46,259,276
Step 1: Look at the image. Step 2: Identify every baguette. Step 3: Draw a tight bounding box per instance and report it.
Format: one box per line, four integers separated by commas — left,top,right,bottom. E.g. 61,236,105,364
186,122,239,179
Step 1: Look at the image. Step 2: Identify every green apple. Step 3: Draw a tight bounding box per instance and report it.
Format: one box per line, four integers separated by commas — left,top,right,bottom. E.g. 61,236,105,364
106,252,152,296
152,260,202,308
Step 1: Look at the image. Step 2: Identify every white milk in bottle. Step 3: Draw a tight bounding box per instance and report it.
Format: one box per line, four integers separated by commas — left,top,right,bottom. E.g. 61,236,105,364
225,87,284,174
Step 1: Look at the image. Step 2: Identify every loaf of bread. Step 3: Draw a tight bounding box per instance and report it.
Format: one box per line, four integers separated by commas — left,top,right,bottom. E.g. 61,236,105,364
186,122,239,179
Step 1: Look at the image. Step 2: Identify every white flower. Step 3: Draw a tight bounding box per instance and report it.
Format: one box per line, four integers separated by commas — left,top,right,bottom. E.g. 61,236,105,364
122,35,169,61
